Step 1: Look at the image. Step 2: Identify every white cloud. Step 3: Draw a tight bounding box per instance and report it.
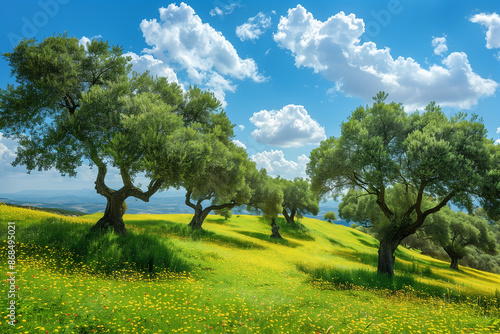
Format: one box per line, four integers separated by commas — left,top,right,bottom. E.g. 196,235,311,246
232,140,247,150
251,150,310,179
470,13,500,49
78,35,102,51
432,36,448,55
497,127,500,133
210,2,241,17
0,133,16,162
495,139,500,145
274,5,498,110
238,125,245,131
236,12,272,41
139,3,265,107
250,104,326,147
124,52,180,85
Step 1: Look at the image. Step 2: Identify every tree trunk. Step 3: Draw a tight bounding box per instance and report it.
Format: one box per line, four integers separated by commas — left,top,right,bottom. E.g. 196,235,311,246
91,195,128,235
377,236,401,276
188,208,210,230
282,208,294,224
185,191,236,230
444,247,462,270
270,218,282,239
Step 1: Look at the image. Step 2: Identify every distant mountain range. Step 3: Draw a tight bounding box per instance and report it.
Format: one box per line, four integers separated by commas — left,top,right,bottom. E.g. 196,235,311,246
0,189,349,226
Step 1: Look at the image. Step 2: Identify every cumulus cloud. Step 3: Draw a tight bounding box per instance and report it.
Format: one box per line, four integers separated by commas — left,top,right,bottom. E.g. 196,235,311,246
139,2,266,106
238,125,245,131
470,13,500,49
124,52,180,85
236,12,272,41
210,2,241,17
274,5,498,110
432,36,448,55
232,139,247,150
250,104,326,147
0,133,16,162
78,35,102,51
251,150,310,179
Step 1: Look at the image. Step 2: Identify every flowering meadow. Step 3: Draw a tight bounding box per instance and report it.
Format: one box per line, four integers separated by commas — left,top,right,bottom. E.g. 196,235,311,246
1,203,499,333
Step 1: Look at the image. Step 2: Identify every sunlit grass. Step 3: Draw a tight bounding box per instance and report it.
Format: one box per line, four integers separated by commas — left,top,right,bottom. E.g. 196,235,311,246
1,203,499,333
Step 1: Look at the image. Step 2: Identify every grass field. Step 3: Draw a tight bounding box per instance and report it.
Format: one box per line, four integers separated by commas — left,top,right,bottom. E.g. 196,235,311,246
1,203,499,333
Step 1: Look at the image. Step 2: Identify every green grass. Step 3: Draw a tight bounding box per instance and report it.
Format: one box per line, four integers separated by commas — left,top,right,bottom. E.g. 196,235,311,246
1,203,500,333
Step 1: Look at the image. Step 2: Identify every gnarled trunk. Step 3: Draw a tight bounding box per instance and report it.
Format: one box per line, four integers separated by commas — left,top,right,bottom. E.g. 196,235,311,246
270,218,282,239
185,191,236,230
91,194,128,235
377,236,401,276
91,161,162,235
444,246,463,270
282,208,296,224
188,207,210,230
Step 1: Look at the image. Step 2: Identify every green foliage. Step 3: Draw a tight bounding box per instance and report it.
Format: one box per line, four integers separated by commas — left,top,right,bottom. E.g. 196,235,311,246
215,207,232,220
1,35,130,175
424,207,497,268
307,92,499,274
246,168,284,220
278,177,319,223
323,211,336,222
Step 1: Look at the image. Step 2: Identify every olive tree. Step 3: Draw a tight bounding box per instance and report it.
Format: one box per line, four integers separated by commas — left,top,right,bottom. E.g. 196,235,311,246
278,177,319,225
307,92,500,276
246,169,284,238
324,211,337,223
0,35,207,234
183,139,256,230
424,207,497,270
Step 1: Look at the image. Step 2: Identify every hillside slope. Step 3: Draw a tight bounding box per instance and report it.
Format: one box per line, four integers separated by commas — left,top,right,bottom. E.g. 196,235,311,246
1,204,499,333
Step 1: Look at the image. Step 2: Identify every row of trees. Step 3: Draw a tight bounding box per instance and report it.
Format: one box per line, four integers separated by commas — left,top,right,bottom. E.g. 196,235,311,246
2,35,499,277
0,35,319,238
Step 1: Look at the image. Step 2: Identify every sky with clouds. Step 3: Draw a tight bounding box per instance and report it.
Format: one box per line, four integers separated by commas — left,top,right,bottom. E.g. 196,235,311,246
0,0,499,194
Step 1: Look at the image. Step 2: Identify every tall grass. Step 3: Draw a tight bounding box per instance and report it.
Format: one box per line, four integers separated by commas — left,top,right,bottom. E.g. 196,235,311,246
19,218,190,277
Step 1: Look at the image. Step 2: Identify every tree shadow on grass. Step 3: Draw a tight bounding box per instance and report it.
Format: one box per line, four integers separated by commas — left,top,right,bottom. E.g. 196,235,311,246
236,230,302,248
130,219,266,250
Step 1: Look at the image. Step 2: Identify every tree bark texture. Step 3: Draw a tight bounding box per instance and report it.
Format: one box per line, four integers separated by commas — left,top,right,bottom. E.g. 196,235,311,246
444,246,463,270
91,194,128,234
90,160,162,234
282,208,296,224
185,191,236,230
377,236,401,276
270,218,282,239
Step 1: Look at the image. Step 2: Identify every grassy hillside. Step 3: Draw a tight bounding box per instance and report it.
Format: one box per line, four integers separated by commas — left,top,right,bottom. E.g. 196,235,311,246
1,203,499,333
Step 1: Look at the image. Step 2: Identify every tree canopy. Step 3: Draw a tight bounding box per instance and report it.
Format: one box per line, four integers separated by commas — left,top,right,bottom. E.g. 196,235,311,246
278,177,319,225
183,138,256,230
0,35,221,234
246,169,284,238
307,92,500,276
424,207,497,270
323,211,337,223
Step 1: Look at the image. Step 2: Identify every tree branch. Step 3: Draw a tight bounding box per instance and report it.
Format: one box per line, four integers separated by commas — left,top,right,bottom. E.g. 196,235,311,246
185,190,197,210
129,178,163,202
206,200,236,213
422,192,455,220
91,152,112,198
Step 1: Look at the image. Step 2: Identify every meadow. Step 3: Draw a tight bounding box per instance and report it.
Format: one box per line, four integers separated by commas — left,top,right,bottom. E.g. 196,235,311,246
1,203,499,333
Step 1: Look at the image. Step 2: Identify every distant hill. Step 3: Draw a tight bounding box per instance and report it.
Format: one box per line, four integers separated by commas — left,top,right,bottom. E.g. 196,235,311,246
0,189,345,224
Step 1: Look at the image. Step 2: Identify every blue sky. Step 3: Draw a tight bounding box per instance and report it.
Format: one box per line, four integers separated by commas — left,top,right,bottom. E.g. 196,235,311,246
0,0,499,194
